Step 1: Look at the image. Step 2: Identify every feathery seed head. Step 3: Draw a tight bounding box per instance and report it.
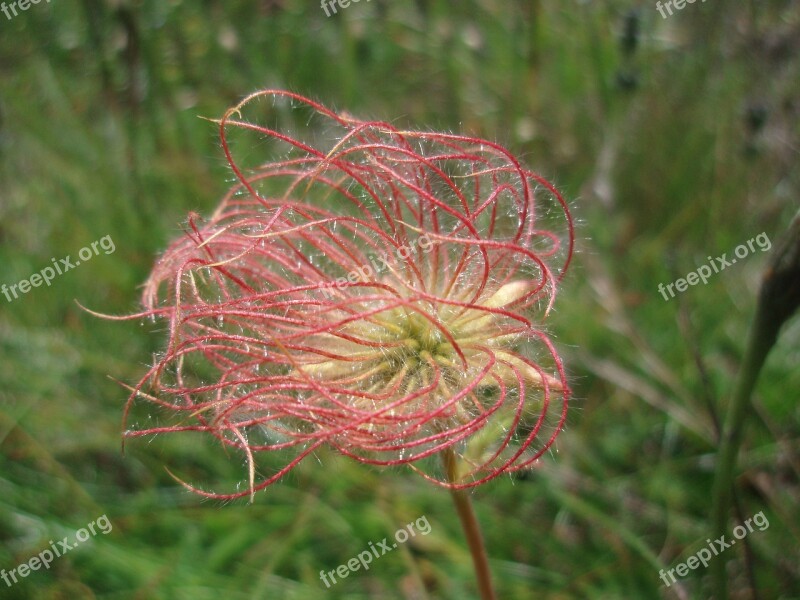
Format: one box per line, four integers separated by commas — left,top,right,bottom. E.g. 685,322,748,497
125,90,574,499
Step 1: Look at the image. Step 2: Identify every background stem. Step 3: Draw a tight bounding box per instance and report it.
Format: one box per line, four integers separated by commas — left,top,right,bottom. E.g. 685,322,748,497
709,304,773,599
710,212,800,599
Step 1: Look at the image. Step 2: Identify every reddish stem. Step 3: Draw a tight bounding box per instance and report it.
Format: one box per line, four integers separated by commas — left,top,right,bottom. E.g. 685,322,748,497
443,449,497,600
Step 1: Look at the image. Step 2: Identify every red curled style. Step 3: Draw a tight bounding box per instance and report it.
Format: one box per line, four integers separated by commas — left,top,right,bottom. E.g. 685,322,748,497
123,90,574,500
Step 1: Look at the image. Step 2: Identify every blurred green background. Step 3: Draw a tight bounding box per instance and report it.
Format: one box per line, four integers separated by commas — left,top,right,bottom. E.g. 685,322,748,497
1,1,798,598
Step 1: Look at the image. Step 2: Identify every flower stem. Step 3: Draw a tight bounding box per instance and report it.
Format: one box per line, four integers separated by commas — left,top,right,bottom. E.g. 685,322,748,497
442,449,497,600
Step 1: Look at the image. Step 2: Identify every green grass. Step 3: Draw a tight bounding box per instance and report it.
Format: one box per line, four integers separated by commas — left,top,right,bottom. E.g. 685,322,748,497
1,1,799,598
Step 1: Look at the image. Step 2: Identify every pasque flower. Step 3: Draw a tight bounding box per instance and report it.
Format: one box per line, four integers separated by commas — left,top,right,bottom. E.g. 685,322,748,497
123,90,574,500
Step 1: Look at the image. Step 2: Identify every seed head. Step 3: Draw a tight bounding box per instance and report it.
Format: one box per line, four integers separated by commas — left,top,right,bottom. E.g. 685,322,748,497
125,90,574,499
